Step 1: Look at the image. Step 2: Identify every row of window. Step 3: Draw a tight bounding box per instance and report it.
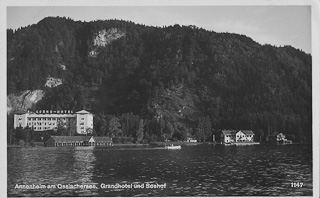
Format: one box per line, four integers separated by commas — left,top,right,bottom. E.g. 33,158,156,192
32,127,90,131
28,117,72,121
27,122,87,126
34,126,57,130
27,117,85,121
28,122,57,126
225,135,253,138
237,135,253,138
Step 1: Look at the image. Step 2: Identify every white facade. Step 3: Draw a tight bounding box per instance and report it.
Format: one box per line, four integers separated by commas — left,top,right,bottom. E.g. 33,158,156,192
221,130,255,143
76,110,94,134
236,130,254,142
14,112,29,129
13,110,93,134
221,130,236,143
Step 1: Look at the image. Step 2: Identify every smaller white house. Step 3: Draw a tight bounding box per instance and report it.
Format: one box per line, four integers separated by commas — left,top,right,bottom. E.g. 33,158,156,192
221,130,236,143
236,130,254,142
187,137,197,142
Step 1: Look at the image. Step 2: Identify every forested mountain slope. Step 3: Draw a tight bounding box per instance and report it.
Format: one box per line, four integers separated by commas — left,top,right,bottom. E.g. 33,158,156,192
7,17,312,143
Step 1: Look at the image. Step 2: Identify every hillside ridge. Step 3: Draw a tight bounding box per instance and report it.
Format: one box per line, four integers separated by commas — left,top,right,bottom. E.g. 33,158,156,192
7,17,312,143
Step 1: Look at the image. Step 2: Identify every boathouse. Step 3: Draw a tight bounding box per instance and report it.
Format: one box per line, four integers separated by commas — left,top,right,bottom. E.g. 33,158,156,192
45,136,112,147
93,136,113,146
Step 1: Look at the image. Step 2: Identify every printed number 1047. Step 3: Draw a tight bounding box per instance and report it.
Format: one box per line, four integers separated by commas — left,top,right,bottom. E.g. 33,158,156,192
291,182,303,187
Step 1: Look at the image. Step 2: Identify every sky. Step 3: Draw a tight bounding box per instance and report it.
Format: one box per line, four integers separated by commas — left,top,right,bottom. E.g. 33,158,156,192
6,6,311,54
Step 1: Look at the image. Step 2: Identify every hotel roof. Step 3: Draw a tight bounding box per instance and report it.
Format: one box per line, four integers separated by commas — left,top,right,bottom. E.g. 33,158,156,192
27,114,76,118
76,110,91,114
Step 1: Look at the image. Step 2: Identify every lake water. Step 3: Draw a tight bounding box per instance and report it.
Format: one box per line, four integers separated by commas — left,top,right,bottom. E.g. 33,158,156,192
7,144,312,197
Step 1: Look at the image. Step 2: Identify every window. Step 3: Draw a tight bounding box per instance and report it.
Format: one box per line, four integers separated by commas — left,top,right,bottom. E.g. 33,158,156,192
81,118,84,120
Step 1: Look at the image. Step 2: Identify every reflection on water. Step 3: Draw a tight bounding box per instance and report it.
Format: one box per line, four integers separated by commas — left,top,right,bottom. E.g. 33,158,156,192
8,144,312,196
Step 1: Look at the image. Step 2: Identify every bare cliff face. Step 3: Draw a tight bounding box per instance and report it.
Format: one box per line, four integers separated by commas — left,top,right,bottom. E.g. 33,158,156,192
89,28,125,57
94,28,125,46
7,76,64,114
7,90,44,114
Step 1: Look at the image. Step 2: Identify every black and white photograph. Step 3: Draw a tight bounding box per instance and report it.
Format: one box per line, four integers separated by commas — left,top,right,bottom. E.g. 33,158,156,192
3,0,319,197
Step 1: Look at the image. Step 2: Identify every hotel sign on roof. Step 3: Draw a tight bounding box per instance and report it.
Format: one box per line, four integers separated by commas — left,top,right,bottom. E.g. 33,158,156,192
35,110,74,114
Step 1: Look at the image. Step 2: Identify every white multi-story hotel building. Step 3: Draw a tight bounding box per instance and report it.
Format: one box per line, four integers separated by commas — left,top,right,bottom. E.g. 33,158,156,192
13,110,93,134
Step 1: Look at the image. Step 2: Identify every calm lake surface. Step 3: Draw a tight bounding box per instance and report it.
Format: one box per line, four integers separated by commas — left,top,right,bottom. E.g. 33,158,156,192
8,144,312,197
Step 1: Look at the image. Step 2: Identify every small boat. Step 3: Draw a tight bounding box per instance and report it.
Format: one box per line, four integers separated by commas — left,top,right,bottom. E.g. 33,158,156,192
165,144,182,150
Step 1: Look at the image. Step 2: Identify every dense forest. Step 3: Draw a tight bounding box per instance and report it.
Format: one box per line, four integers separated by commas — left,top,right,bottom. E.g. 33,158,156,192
7,17,312,145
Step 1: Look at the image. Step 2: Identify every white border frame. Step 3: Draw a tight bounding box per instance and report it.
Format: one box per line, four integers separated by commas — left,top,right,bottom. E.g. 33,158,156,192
1,1,319,198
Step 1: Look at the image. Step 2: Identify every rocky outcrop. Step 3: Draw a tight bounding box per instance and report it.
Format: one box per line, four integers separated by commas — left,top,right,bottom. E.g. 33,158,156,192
89,28,125,57
94,28,125,47
45,77,63,88
7,90,44,114
60,64,66,70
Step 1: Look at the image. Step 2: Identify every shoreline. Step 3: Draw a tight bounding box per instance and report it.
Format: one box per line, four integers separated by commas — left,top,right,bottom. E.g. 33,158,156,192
7,141,312,148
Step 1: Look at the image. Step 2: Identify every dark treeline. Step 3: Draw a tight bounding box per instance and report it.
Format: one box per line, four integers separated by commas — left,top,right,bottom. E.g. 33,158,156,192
7,17,312,144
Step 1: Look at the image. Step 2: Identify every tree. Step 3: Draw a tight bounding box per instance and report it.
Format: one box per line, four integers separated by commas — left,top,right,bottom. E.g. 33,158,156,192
67,118,77,136
196,116,212,142
108,116,122,137
86,127,93,136
163,121,174,141
136,119,144,143
56,119,68,136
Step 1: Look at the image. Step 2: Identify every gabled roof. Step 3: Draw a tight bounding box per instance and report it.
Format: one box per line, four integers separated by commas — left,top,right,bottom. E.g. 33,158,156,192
76,110,91,114
221,130,236,135
49,136,91,142
240,130,254,135
93,137,112,142
76,110,90,114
